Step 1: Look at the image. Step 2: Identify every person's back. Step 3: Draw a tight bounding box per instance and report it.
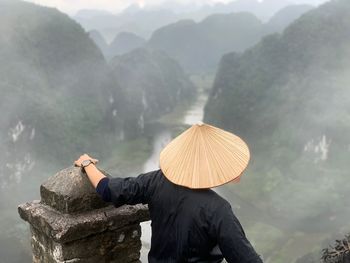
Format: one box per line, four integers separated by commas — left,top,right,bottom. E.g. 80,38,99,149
77,123,264,262
103,169,262,262
149,169,225,262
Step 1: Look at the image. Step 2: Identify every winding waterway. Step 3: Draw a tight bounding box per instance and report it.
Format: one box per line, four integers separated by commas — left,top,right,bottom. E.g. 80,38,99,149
140,89,209,261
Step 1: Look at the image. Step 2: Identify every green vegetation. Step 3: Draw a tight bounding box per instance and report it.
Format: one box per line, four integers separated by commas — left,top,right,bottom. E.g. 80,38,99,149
147,6,311,74
0,0,195,184
205,0,350,261
0,0,119,170
109,48,196,138
148,13,264,73
0,1,195,261
89,30,147,60
265,4,314,33
108,32,146,59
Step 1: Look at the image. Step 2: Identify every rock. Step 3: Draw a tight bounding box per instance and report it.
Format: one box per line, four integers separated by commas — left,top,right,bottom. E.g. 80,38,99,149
18,166,151,262
40,166,109,213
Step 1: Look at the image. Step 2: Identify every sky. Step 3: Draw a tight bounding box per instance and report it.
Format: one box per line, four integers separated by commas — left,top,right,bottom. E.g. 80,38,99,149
24,0,327,15
23,0,231,14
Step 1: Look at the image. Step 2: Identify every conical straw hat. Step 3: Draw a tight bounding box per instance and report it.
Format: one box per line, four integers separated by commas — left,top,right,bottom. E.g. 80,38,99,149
159,123,250,189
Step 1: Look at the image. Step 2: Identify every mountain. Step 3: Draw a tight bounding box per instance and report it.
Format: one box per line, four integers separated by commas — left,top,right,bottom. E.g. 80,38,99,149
109,48,196,138
147,4,314,75
148,12,264,73
0,0,124,182
205,0,350,156
154,0,312,22
73,0,310,42
197,0,295,21
88,29,109,57
265,4,314,33
0,0,194,186
204,0,350,259
74,9,178,41
108,32,146,59
0,1,195,261
75,9,113,19
88,30,146,60
0,0,125,261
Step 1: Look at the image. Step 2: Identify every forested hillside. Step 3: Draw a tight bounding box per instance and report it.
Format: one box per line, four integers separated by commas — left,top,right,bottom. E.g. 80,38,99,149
0,0,194,185
89,30,146,60
106,32,146,60
0,1,195,261
110,48,196,138
265,4,313,33
147,5,312,74
0,0,122,185
74,0,306,42
205,0,350,260
148,13,264,73
109,32,146,58
88,29,109,57
0,0,118,260
74,7,179,41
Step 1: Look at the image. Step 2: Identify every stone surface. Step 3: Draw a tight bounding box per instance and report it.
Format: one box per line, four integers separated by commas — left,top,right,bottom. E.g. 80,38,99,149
18,166,151,262
30,224,142,262
18,201,150,243
40,166,109,213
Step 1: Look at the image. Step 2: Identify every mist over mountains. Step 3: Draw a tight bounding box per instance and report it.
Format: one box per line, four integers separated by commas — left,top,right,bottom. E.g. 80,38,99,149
205,0,350,260
73,0,325,42
1,0,349,262
264,4,313,32
88,3,313,73
89,30,146,60
148,12,264,73
109,48,195,138
0,0,195,184
74,8,179,41
147,5,312,73
0,0,116,183
0,1,194,260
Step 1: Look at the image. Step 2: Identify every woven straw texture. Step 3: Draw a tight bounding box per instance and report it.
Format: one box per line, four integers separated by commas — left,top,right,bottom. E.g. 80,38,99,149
159,123,250,189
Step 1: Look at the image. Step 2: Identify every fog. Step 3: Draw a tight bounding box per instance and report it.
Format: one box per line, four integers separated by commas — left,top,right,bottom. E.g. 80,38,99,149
1,0,349,262
24,0,328,15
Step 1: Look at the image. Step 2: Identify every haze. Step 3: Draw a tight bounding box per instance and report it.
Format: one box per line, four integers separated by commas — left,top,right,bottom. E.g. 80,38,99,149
2,0,350,262
24,0,328,14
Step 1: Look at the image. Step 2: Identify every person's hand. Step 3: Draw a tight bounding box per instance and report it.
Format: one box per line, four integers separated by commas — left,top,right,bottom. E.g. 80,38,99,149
74,154,99,167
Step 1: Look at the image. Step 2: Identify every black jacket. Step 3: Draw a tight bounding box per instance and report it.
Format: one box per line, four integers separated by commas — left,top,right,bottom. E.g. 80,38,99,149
96,169,263,263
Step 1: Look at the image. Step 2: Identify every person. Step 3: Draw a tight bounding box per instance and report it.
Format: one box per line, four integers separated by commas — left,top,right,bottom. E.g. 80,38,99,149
74,123,263,263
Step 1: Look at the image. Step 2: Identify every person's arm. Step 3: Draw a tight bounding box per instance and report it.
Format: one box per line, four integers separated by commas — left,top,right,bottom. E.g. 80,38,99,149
74,154,105,188
74,154,160,207
213,203,263,263
105,170,159,207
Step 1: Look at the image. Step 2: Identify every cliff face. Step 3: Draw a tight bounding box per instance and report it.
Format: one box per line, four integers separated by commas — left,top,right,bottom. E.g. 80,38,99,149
148,13,264,73
0,0,122,186
205,0,350,155
0,0,195,186
146,5,312,74
204,0,350,260
109,48,196,138
264,4,314,33
108,32,146,59
1,2,195,261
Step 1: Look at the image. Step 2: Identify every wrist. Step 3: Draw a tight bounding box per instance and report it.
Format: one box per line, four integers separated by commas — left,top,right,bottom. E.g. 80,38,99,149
84,163,96,172
81,159,95,169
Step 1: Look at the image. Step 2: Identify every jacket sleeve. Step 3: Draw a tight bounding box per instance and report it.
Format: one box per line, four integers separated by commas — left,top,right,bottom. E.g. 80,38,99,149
213,202,263,263
96,169,160,207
